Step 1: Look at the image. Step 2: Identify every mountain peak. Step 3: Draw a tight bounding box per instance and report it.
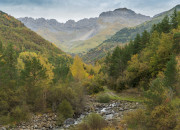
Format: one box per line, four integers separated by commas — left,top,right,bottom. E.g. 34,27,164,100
175,4,180,8
114,8,135,13
99,7,149,18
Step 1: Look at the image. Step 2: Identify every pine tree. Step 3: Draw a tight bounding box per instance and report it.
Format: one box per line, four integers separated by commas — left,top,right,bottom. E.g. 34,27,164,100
161,15,171,33
173,32,180,54
141,30,150,48
178,12,180,26
133,33,141,54
0,40,2,52
171,9,178,29
109,46,121,78
164,55,177,90
0,44,18,88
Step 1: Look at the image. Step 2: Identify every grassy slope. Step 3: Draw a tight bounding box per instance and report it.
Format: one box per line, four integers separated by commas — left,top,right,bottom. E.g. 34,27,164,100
69,22,133,54
95,87,144,102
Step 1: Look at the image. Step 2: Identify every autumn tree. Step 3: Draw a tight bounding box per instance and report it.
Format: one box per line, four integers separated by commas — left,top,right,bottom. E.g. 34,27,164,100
70,56,88,81
150,33,173,76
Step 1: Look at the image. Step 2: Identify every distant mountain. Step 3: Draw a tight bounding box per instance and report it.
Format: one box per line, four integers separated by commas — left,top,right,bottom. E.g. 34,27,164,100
18,8,151,54
82,5,180,64
0,10,64,57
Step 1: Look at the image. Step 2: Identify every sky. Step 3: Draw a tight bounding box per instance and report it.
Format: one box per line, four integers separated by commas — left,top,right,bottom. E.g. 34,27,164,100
0,0,179,22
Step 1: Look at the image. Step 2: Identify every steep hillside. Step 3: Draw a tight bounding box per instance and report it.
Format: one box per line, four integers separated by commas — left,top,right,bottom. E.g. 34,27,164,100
18,8,151,53
83,5,180,63
0,11,64,57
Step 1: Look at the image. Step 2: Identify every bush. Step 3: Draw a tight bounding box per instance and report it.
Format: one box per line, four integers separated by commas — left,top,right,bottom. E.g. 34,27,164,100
144,78,168,110
47,83,85,114
11,105,30,123
0,114,11,125
57,100,74,119
149,105,177,130
0,100,9,115
97,94,110,103
123,109,147,129
77,113,107,130
123,105,177,130
84,81,104,95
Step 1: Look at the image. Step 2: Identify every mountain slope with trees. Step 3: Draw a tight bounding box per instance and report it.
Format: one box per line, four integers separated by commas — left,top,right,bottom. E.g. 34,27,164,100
83,5,180,64
0,11,64,56
93,9,180,129
0,10,85,125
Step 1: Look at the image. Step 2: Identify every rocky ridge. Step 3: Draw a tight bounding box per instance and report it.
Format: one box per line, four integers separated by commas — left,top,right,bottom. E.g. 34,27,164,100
18,8,151,53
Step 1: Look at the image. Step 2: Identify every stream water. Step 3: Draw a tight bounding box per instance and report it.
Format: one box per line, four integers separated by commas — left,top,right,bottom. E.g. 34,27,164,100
58,101,140,129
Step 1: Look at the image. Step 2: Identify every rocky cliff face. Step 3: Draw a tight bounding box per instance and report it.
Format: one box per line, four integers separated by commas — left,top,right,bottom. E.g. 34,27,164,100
18,8,151,53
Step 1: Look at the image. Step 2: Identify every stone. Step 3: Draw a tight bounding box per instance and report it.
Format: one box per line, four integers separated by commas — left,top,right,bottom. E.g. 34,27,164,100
0,127,6,130
34,125,38,129
64,118,75,126
119,108,124,111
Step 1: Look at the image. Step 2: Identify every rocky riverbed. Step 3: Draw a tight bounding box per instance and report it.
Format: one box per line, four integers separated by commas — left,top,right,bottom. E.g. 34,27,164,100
0,98,143,130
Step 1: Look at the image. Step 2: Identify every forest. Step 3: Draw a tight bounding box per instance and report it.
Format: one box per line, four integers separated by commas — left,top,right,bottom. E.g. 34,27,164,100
0,7,180,130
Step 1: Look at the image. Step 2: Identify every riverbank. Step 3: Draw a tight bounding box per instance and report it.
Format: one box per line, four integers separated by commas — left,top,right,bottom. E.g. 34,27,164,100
0,89,144,130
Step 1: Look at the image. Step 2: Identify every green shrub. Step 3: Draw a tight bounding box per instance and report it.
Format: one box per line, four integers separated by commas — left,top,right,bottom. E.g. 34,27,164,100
149,105,177,130
123,109,147,130
97,94,110,103
47,83,85,114
123,105,177,130
77,113,107,130
0,114,11,125
84,81,104,95
57,100,74,119
11,105,30,123
0,100,9,115
144,78,168,110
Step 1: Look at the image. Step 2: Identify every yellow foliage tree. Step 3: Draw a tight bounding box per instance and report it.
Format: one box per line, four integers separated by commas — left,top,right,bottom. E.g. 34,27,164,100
17,52,54,86
70,56,88,81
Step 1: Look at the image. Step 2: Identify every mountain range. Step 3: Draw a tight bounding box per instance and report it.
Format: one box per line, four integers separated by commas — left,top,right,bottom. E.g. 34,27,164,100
18,8,151,54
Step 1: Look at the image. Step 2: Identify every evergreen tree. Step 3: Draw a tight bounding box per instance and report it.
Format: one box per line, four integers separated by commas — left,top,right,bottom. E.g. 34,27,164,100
133,33,141,54
141,30,150,48
109,46,122,78
171,9,178,29
164,55,177,90
0,40,2,52
3,44,17,80
0,44,18,88
178,12,180,26
161,15,171,33
173,32,180,54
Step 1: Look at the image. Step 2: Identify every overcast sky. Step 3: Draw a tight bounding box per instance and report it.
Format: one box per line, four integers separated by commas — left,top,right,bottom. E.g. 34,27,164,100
0,0,179,22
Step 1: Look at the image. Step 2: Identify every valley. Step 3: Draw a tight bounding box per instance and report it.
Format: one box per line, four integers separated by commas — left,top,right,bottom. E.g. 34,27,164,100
19,8,151,54
0,2,180,130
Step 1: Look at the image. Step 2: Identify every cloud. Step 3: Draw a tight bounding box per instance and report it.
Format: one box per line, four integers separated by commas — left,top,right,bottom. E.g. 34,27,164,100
0,0,179,22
